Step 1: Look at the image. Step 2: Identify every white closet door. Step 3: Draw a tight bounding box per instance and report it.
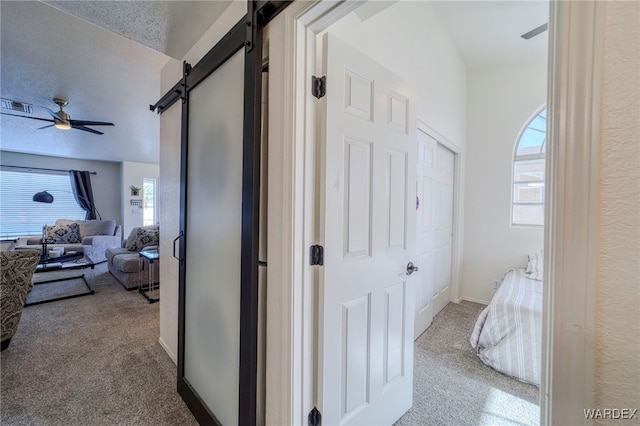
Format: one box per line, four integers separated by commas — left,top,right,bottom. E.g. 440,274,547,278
184,49,244,426
432,143,454,316
414,131,455,337
414,129,436,338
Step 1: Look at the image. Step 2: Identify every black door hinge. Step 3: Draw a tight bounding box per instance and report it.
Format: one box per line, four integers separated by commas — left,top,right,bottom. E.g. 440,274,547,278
312,75,326,99
308,407,322,426
310,245,324,266
245,16,253,53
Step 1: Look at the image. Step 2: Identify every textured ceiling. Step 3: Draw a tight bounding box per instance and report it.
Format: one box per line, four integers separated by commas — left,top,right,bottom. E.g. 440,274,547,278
44,1,233,60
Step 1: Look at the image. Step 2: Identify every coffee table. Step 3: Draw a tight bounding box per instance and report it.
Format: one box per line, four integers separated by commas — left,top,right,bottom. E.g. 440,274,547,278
26,252,96,306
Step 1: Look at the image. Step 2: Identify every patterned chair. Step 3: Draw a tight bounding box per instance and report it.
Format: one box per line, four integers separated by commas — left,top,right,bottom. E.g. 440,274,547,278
1,250,40,351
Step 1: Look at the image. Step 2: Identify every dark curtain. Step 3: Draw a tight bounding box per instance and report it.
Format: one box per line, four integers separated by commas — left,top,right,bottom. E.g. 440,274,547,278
69,170,98,220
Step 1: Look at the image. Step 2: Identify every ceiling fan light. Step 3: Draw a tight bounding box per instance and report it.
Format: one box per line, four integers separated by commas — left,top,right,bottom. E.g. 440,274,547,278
54,121,71,130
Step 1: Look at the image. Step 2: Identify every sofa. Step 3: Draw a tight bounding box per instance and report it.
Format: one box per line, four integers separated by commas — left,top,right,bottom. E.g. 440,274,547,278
106,224,159,290
15,219,122,264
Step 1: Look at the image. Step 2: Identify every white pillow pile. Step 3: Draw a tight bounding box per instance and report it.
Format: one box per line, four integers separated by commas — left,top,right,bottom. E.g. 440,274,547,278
526,249,544,281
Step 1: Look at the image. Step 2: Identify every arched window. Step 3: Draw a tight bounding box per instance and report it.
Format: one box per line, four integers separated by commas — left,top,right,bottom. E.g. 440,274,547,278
512,107,546,226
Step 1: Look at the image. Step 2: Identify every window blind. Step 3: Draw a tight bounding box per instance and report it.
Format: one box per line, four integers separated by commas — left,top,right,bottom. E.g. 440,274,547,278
0,170,85,238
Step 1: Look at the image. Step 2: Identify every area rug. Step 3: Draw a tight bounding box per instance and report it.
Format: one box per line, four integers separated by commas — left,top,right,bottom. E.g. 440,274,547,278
395,301,540,426
1,263,197,426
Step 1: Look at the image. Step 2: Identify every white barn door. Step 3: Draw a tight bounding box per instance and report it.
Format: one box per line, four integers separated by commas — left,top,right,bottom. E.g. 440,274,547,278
318,34,417,426
414,130,455,338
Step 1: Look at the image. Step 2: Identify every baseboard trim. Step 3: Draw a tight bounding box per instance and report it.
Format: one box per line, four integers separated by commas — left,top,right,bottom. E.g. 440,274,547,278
461,296,489,306
158,337,177,365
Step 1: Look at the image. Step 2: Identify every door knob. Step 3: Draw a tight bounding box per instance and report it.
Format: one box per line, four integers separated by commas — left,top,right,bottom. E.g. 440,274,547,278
406,262,419,275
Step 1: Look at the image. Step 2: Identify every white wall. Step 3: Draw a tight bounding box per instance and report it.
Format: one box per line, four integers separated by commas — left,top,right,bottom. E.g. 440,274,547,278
158,0,247,363
462,60,547,303
595,0,639,410
157,65,181,362
121,161,159,238
0,150,122,224
326,1,467,147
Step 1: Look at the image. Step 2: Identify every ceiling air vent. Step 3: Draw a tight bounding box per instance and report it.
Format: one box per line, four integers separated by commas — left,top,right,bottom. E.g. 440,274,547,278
1,99,33,114
521,23,548,40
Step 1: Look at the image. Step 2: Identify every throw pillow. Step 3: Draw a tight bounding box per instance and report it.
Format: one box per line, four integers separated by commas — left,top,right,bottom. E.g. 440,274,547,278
46,223,81,244
125,227,159,252
525,249,544,281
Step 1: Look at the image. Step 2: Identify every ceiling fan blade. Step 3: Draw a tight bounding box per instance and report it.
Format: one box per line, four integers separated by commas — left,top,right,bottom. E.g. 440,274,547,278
69,119,114,126
71,124,104,135
37,124,55,130
42,106,62,120
1,112,55,123
521,23,548,39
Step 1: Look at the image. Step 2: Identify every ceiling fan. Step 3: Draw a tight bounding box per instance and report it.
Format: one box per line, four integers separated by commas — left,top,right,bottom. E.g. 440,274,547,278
0,98,114,135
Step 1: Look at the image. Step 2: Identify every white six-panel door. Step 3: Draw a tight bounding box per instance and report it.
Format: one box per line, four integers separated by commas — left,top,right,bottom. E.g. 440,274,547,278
414,130,455,338
319,33,417,426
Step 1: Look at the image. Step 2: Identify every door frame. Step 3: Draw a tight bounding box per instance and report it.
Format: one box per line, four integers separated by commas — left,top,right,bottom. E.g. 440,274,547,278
541,1,604,424
265,2,364,424
267,1,607,425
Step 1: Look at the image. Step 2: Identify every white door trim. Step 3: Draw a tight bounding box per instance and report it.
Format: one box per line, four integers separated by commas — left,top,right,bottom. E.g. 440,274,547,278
265,2,352,425
264,5,310,426
266,2,384,424
541,1,604,424
416,120,463,304
266,1,606,425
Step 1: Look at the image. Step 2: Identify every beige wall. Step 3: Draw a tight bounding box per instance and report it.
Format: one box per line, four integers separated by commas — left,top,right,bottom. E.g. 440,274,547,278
595,0,640,411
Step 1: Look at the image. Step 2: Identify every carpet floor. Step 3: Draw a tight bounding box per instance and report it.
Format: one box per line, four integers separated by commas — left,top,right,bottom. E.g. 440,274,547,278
1,263,197,426
2,265,539,425
395,301,540,426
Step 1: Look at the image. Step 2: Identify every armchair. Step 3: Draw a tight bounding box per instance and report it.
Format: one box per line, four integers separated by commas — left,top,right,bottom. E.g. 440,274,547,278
1,250,40,351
